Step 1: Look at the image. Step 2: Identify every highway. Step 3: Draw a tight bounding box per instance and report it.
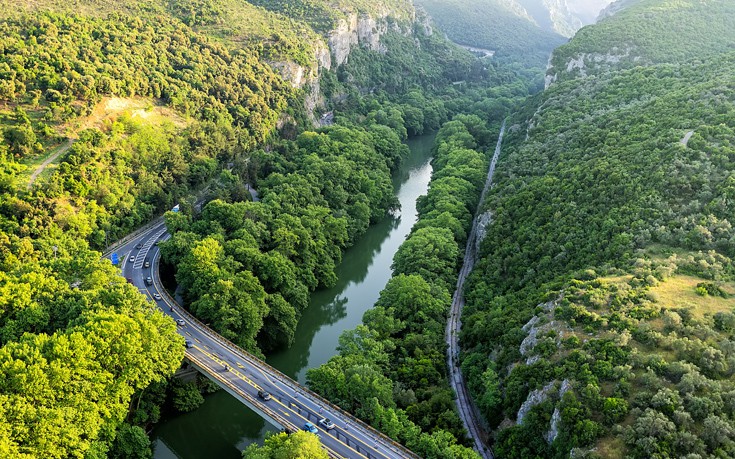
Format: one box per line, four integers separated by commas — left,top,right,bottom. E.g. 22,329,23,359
113,221,420,459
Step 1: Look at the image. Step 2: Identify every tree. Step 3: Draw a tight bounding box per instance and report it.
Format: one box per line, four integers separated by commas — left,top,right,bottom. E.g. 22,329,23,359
242,431,327,459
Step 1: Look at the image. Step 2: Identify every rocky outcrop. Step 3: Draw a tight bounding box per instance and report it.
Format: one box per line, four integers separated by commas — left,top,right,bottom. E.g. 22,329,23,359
271,7,418,124
546,46,639,86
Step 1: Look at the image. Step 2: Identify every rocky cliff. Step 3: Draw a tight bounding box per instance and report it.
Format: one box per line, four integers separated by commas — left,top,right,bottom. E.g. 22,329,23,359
272,6,421,123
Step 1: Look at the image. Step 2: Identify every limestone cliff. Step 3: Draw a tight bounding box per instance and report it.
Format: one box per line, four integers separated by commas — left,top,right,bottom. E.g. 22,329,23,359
271,5,421,123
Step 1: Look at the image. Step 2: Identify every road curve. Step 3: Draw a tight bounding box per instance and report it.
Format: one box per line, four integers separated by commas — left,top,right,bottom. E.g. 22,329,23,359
446,120,506,459
113,222,420,459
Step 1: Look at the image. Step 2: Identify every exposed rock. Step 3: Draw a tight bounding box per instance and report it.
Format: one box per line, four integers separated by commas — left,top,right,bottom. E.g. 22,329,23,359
475,211,493,251
517,381,557,424
546,407,562,443
680,130,694,147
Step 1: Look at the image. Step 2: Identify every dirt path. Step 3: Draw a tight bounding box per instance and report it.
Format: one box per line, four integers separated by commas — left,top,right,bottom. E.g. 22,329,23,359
27,138,74,188
446,120,506,459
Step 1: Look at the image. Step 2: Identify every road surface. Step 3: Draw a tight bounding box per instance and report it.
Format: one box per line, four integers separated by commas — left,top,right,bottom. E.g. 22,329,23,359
113,222,419,459
446,121,506,459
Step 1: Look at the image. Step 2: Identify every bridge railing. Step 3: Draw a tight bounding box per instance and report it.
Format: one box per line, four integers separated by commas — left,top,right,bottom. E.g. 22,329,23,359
153,248,420,459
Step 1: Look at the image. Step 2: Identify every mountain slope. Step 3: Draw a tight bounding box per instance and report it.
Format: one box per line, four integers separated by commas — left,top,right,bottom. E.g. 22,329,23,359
547,0,735,83
461,1,735,457
416,0,566,67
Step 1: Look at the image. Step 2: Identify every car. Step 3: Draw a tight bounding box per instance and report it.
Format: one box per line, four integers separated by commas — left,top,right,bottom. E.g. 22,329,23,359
257,390,271,401
144,260,150,268
135,243,143,249
184,340,194,348
152,293,162,301
126,277,133,284
302,422,318,434
318,418,335,430
176,319,185,327
129,255,135,262
145,277,153,286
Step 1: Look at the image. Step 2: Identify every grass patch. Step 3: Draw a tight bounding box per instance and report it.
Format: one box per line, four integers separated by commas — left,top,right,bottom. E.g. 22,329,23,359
596,435,625,459
650,274,735,319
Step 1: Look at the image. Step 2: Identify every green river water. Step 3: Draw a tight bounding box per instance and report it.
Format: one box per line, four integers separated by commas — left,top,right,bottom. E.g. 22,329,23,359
151,133,435,458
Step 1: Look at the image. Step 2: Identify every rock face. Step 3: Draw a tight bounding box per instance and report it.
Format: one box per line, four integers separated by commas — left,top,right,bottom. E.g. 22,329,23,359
271,7,418,123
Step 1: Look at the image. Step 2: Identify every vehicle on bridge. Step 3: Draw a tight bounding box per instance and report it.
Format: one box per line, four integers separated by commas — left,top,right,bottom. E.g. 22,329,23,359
303,422,319,435
257,390,271,401
319,418,335,430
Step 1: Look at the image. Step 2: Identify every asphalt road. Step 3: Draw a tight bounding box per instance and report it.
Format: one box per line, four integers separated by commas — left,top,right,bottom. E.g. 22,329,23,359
112,222,419,459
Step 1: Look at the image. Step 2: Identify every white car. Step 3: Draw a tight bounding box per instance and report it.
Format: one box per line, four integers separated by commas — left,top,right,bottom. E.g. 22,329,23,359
318,418,335,430
129,255,135,262
152,293,162,301
176,319,185,326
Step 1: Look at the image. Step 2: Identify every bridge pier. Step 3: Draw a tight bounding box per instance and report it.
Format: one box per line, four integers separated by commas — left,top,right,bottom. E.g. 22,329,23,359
173,362,199,383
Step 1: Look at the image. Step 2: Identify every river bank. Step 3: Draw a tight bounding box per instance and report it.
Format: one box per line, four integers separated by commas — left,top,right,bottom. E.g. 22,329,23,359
151,133,436,458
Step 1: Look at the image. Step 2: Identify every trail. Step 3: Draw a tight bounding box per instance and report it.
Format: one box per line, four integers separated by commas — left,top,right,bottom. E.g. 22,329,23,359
446,120,506,459
28,138,74,188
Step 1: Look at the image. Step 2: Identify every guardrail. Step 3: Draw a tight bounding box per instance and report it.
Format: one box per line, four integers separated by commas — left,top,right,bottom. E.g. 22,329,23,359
150,235,420,459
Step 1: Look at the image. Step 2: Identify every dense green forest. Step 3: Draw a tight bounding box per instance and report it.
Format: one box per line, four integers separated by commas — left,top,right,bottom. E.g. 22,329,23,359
548,0,735,82
306,114,497,459
460,0,735,457
0,0,542,455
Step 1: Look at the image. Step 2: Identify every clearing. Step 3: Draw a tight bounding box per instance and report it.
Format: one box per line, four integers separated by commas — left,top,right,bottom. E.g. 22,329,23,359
650,274,735,319
25,97,187,186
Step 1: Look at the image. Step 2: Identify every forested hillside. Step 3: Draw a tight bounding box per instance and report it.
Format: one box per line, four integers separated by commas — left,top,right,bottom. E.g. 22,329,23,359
416,0,566,68
461,0,735,457
547,0,735,83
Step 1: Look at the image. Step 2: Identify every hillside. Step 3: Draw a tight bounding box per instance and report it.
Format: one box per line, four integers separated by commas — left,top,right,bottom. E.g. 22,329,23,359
547,0,735,84
415,0,567,68
461,0,735,457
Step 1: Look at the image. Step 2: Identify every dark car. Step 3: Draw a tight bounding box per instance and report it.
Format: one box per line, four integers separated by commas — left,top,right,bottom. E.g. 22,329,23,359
184,340,194,348
145,276,153,286
135,243,143,249
257,390,271,401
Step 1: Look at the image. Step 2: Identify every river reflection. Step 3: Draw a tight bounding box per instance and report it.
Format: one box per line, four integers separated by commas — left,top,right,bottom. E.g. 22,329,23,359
151,133,435,458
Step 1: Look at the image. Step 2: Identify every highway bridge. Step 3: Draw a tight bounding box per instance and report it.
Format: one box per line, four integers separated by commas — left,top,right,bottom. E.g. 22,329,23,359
114,222,420,459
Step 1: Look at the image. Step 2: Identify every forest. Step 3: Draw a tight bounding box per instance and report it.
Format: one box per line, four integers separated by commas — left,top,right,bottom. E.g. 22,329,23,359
459,0,735,457
5,0,732,457
0,0,535,456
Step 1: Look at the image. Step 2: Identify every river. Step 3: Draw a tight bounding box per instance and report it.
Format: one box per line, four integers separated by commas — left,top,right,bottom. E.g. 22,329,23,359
151,133,435,458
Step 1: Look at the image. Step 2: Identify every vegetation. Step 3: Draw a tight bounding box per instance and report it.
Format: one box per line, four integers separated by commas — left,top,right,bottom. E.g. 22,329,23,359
306,115,502,459
0,0,497,455
416,0,566,68
242,431,328,459
460,0,735,456
549,0,735,81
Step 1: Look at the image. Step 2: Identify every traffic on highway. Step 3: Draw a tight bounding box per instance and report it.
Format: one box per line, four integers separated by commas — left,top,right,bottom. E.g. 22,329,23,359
112,222,419,459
